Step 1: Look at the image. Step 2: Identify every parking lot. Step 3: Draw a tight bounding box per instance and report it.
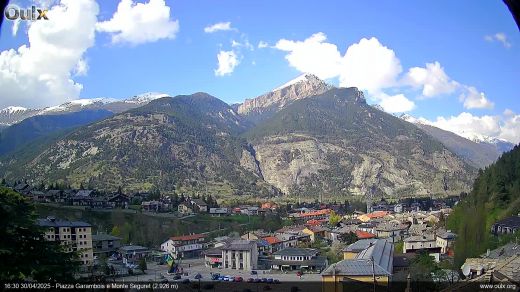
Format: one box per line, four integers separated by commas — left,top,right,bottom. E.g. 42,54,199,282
116,257,322,283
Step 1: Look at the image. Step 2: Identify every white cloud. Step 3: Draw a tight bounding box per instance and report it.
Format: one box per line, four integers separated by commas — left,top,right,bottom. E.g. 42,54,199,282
214,50,239,76
484,32,512,48
459,86,494,109
231,39,253,50
0,0,99,109
377,93,415,113
339,37,402,93
500,113,520,144
204,22,235,33
96,0,179,45
416,112,519,144
258,41,268,49
403,62,459,97
274,32,342,80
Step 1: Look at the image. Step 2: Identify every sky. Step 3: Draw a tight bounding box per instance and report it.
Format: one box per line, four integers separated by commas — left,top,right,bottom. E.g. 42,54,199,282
0,0,519,143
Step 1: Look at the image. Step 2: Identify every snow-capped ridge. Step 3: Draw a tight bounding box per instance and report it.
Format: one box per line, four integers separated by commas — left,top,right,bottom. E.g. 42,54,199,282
125,92,170,104
273,73,325,91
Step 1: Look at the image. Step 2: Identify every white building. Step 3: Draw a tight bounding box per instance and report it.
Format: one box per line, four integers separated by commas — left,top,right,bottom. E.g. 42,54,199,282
161,234,206,259
221,240,258,271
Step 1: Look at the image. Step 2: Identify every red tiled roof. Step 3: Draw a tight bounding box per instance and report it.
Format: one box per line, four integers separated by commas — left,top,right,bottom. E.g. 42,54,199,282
366,211,390,219
263,236,281,245
299,209,331,218
356,230,376,239
170,234,205,241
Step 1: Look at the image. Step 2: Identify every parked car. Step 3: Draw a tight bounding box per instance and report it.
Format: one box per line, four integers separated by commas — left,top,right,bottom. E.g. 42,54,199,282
266,278,273,283
296,271,303,277
218,276,225,281
234,276,243,282
251,271,258,275
247,278,254,283
261,278,267,283
273,279,280,284
253,278,261,283
211,274,220,280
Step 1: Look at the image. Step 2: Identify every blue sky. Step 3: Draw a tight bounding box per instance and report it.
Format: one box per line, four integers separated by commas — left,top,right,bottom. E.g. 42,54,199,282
0,0,519,142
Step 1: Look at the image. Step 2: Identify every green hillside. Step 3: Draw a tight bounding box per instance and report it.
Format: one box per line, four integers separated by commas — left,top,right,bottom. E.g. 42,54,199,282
447,144,520,266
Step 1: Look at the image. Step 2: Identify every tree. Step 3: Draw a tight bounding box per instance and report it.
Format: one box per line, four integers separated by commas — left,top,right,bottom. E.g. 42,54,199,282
0,187,80,281
329,210,342,226
339,232,358,244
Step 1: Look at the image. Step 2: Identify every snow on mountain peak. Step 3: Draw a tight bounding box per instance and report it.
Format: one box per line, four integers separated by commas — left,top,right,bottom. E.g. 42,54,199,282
273,73,324,91
125,92,170,104
1,106,29,114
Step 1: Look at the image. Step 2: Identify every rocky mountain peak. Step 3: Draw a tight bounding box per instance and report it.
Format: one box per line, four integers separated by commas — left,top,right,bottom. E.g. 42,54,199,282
237,74,334,123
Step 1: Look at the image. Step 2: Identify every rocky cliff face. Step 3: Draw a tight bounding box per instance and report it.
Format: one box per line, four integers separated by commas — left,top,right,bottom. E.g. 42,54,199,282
244,87,476,199
237,74,333,124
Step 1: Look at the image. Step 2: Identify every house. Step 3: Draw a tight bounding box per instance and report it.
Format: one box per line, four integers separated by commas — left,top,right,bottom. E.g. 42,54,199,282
403,234,440,254
261,202,278,210
294,209,331,221
30,190,53,202
37,217,93,266
190,199,208,212
303,226,329,242
178,203,193,216
323,239,394,292
262,236,283,253
357,211,390,222
106,193,129,208
72,190,95,206
204,247,223,268
342,238,379,260
355,230,377,240
436,230,457,254
221,240,258,271
209,207,229,216
357,222,376,234
46,189,63,202
160,233,206,259
491,216,520,235
271,248,327,272
142,200,169,212
118,245,150,262
374,222,408,242
92,233,122,258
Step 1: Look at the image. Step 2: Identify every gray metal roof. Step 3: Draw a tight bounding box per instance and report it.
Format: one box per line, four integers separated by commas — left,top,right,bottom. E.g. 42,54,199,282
222,240,257,251
327,239,393,277
37,217,91,228
343,239,378,253
273,248,318,257
119,245,149,252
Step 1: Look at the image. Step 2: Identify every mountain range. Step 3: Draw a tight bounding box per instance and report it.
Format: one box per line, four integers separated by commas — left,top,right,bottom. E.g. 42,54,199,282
0,75,514,200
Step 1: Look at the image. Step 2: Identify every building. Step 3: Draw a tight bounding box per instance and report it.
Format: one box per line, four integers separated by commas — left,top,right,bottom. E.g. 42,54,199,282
142,200,169,212
92,233,122,258
403,234,440,254
357,211,390,222
322,239,394,292
303,226,329,242
37,217,94,266
160,234,206,259
271,248,327,272
491,216,520,235
204,247,223,268
118,245,150,262
190,199,208,212
209,207,229,216
106,193,129,208
178,203,193,215
342,238,378,260
436,230,457,254
374,222,408,242
221,240,258,271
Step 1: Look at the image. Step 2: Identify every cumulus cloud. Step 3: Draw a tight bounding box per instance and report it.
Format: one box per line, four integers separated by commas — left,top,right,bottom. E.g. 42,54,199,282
96,0,179,45
403,62,459,97
0,0,99,109
484,32,512,48
416,112,520,144
214,50,239,76
274,32,342,80
377,93,415,113
459,86,494,109
273,33,494,113
204,22,235,33
339,37,402,93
